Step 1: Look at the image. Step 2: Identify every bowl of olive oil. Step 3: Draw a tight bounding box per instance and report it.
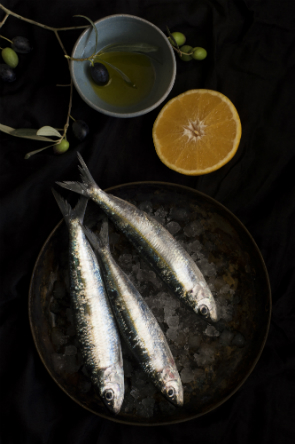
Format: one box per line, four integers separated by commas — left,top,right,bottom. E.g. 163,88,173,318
70,14,176,118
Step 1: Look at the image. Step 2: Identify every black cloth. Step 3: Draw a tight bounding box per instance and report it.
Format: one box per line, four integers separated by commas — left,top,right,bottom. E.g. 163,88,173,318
1,0,295,442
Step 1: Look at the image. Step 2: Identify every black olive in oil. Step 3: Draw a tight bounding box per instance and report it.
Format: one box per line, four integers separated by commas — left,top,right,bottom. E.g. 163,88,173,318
90,52,155,107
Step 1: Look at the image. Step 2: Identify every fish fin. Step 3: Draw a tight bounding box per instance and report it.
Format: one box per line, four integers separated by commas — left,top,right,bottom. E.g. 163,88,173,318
52,188,73,226
98,216,109,248
56,180,89,196
56,154,100,198
82,225,102,250
83,217,109,251
77,153,101,192
73,196,88,224
52,189,88,226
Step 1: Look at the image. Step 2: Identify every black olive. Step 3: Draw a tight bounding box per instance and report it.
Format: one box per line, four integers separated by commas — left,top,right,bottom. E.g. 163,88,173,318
11,36,33,54
90,62,109,86
0,64,16,82
72,120,89,141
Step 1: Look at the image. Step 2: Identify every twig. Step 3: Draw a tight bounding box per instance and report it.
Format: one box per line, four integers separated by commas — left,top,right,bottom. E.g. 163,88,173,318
0,12,8,28
0,3,84,158
0,4,88,31
53,29,73,142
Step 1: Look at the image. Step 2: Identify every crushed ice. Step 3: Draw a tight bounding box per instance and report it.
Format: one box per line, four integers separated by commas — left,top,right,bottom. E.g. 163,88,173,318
50,199,250,419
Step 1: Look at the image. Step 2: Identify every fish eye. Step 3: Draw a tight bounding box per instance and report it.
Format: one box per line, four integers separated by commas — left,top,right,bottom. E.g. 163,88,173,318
104,389,114,402
199,304,209,317
167,387,175,398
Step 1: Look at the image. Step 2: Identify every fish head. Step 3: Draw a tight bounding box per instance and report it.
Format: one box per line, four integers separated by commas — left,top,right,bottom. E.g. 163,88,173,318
97,363,125,415
159,364,184,406
189,283,218,322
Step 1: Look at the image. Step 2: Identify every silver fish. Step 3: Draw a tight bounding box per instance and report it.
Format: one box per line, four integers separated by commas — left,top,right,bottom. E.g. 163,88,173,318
83,219,183,406
56,154,218,322
52,190,124,414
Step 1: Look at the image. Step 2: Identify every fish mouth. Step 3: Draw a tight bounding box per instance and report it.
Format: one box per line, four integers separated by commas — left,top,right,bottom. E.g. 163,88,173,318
101,390,124,415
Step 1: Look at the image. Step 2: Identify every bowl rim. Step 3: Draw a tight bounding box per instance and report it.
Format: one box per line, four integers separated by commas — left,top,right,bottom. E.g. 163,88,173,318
70,13,177,118
28,181,272,426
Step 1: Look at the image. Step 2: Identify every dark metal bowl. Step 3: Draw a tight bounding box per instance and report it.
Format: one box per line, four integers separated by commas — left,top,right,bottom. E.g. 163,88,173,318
28,182,271,426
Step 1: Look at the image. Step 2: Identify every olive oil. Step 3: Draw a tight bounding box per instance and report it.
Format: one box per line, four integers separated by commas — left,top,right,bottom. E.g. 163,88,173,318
90,52,155,107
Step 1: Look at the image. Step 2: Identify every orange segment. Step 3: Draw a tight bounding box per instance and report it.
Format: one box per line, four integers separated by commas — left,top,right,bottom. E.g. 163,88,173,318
152,89,242,175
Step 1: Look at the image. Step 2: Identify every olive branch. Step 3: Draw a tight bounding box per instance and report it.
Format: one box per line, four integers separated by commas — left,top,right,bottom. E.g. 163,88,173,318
0,4,161,157
0,3,89,158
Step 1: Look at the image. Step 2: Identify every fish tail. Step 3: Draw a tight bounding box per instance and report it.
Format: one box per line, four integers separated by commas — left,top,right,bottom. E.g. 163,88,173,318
83,217,109,251
73,196,88,224
56,153,100,197
52,188,88,226
98,217,109,248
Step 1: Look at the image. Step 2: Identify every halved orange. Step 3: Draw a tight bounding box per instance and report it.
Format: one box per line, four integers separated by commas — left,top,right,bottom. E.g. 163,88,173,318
152,89,242,175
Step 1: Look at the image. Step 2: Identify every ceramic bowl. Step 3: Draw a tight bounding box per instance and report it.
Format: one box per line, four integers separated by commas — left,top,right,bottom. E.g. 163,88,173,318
70,14,176,118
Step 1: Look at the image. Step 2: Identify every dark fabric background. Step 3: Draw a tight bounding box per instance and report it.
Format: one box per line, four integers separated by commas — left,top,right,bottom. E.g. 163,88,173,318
1,0,294,442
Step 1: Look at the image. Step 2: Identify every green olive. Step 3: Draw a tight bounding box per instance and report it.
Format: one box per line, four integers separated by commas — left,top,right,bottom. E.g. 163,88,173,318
54,139,70,154
1,47,19,68
169,32,186,47
179,45,193,61
192,47,207,61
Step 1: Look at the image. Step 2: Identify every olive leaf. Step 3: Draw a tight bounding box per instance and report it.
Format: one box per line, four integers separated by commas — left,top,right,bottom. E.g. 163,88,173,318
98,42,162,64
0,124,58,142
36,126,62,137
74,15,98,53
101,60,136,88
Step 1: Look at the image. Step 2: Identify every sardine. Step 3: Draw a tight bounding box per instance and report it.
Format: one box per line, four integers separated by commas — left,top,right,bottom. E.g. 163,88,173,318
52,190,124,414
56,154,218,322
83,219,183,406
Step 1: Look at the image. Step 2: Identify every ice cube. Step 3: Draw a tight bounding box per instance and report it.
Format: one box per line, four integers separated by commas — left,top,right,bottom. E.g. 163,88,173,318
138,201,153,214
218,301,234,322
219,329,234,345
155,292,171,306
198,258,216,277
194,345,215,366
165,315,179,328
147,270,162,289
166,327,178,342
188,335,201,350
154,206,167,225
169,207,189,221
187,239,202,253
52,353,64,373
232,332,246,348
164,306,175,319
204,325,220,337
180,367,194,383
166,221,181,235
184,220,203,237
